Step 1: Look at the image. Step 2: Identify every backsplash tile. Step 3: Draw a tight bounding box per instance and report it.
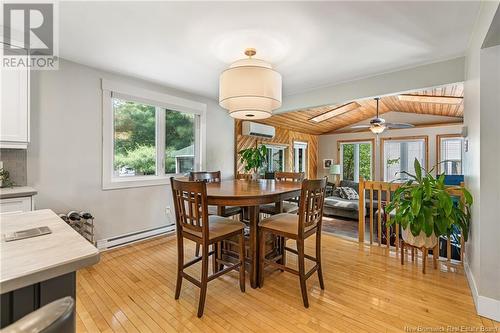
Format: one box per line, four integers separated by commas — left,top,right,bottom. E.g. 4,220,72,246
0,149,27,186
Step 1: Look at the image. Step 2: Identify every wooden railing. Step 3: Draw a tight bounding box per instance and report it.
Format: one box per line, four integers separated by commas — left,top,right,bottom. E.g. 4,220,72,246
358,178,466,262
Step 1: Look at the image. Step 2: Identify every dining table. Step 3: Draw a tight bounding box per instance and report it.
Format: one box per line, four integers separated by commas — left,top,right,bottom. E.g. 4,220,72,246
205,179,302,288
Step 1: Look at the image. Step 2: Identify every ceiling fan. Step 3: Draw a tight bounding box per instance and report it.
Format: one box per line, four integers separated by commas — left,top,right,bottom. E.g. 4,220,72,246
350,97,414,134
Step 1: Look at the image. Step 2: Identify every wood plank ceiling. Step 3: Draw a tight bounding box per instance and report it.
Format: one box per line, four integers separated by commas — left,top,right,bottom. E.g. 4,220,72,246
257,82,464,135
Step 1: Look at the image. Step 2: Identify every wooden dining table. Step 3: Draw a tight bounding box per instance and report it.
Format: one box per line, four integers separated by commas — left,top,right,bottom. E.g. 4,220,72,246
205,179,302,288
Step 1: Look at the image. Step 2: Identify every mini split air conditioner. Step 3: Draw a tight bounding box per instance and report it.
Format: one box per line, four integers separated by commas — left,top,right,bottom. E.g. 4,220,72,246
242,121,275,138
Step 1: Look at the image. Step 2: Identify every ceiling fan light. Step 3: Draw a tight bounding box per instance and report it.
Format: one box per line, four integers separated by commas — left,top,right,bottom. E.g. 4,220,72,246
370,124,386,134
219,49,282,120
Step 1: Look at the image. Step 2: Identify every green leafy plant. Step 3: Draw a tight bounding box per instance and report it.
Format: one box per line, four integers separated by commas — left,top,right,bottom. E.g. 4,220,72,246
239,145,267,174
386,158,473,241
114,145,156,175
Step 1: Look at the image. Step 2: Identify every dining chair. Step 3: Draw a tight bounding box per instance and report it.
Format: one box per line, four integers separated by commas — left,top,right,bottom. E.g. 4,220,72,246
260,171,305,215
170,177,245,317
258,177,327,308
190,171,244,256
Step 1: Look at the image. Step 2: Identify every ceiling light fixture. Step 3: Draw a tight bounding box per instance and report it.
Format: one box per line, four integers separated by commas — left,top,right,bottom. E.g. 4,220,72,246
398,94,463,104
219,48,282,119
309,102,360,123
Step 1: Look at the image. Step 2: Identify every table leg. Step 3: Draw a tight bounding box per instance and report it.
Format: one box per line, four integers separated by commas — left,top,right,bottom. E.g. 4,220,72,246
275,200,283,214
248,205,260,288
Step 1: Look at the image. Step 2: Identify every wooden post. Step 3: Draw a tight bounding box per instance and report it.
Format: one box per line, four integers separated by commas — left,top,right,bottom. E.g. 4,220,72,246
358,177,365,243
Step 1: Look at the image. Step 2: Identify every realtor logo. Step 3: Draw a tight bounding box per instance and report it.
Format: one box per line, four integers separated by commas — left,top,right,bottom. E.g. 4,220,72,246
2,2,58,69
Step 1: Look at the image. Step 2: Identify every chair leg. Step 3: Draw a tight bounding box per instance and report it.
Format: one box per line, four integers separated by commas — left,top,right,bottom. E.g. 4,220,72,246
281,237,286,272
195,243,200,257
422,248,428,274
411,248,415,262
259,229,266,288
175,237,184,300
433,244,438,269
197,243,209,318
316,232,325,290
239,230,246,292
401,241,405,266
212,242,218,275
297,239,309,308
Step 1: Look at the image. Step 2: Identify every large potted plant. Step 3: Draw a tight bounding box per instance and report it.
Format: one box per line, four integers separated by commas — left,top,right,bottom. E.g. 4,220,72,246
386,159,473,248
238,145,267,180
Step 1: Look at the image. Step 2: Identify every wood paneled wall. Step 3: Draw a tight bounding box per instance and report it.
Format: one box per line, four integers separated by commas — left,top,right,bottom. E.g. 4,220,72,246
234,120,318,179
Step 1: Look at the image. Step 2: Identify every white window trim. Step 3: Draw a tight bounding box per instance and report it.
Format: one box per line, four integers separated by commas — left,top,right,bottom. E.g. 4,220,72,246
102,79,206,190
339,141,372,181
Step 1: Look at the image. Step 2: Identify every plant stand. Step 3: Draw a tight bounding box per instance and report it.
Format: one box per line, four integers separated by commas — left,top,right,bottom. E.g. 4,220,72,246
400,241,439,274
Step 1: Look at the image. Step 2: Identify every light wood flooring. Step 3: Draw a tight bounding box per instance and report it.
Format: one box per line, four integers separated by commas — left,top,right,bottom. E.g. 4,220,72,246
76,234,498,332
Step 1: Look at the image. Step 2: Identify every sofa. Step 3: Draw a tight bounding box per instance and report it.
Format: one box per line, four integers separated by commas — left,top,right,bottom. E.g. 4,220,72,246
323,180,386,220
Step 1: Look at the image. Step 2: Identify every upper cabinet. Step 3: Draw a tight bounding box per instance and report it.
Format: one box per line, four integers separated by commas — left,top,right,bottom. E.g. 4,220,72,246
0,42,30,149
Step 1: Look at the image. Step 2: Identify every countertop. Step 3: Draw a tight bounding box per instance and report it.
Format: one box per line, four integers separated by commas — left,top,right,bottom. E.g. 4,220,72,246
0,186,37,199
0,209,100,293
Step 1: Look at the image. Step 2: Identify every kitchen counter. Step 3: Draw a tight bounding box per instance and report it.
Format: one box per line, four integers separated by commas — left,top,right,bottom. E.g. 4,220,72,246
0,186,37,199
0,209,100,293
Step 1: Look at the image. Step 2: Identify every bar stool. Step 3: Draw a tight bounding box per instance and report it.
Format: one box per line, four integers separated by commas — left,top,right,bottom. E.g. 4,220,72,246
259,178,327,308
170,177,246,317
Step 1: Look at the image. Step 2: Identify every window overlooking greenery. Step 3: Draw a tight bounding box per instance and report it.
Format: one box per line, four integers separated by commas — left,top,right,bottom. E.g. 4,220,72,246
165,110,195,174
340,142,372,181
260,145,286,173
112,98,199,178
113,99,156,177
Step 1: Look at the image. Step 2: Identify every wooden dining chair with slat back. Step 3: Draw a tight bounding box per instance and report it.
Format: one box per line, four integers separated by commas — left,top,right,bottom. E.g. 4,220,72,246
259,178,327,308
190,171,244,256
170,177,246,317
260,172,305,215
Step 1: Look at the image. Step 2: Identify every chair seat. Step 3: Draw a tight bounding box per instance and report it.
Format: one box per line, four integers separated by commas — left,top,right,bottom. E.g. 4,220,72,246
259,213,315,236
208,205,242,217
260,202,299,215
184,215,245,240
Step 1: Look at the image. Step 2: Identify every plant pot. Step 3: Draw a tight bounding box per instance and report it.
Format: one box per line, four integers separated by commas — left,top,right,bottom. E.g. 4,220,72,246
402,227,438,248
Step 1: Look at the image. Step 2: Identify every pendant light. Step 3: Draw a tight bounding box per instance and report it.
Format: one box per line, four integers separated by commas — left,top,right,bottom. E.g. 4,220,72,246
219,48,282,119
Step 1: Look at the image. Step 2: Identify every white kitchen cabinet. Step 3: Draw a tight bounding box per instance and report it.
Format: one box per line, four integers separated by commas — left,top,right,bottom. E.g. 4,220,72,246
0,42,30,149
0,196,32,214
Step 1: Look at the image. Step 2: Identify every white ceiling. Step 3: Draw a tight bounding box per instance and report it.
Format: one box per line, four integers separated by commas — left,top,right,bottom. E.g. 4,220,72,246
59,1,480,99
336,111,463,132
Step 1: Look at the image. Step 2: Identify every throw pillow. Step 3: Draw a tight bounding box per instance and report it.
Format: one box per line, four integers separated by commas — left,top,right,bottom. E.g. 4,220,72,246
339,187,359,200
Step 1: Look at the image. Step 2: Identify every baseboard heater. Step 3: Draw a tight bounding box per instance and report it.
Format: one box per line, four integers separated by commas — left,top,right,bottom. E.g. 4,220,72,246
96,224,175,250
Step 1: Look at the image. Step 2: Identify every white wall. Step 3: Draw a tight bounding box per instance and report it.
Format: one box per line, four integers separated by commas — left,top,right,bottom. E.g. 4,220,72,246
28,59,234,241
463,1,500,321
318,124,463,180
479,43,500,303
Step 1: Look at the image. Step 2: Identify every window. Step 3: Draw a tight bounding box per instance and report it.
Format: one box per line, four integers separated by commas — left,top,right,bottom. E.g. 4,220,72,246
113,98,157,177
165,110,196,174
339,141,373,181
102,80,206,189
293,141,307,173
438,136,463,175
383,137,427,181
261,144,286,173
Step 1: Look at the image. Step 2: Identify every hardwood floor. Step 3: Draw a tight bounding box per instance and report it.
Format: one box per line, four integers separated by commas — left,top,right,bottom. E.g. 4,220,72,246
76,234,498,332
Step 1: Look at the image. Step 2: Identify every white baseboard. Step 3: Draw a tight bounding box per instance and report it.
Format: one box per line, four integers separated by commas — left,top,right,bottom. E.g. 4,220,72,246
464,259,500,321
96,224,175,250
